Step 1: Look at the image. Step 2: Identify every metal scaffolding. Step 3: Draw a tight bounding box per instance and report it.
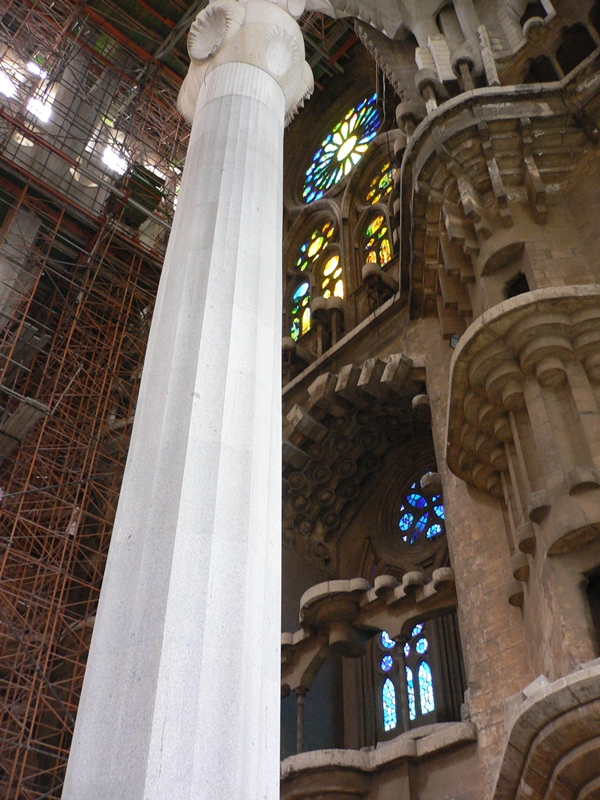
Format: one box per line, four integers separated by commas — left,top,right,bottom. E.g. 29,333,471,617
0,1,168,796
0,0,359,796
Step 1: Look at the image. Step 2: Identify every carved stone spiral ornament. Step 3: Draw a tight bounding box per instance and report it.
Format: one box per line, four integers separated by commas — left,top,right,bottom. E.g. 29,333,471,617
178,0,313,124
187,1,245,61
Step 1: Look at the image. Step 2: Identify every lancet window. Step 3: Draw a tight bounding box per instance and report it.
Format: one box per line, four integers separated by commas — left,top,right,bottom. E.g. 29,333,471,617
365,161,394,204
289,281,311,342
363,214,392,267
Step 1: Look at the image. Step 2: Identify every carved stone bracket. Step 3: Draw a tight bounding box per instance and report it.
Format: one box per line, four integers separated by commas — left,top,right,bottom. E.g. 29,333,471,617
281,569,456,693
447,286,600,556
282,353,429,566
493,660,600,800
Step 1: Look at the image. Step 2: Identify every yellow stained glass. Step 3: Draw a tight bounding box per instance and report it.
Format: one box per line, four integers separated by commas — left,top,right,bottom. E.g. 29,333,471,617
323,255,339,276
333,267,342,279
322,277,330,288
301,307,311,335
366,215,384,237
308,236,324,258
334,280,344,298
366,250,377,263
323,289,331,298
380,238,392,265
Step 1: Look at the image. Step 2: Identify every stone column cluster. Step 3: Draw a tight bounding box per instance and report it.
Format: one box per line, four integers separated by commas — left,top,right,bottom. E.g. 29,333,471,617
62,2,312,798
447,287,600,577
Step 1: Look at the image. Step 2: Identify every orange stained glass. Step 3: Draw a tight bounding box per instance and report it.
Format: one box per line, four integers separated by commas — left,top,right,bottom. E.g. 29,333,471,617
301,306,311,335
380,238,392,265
366,250,377,264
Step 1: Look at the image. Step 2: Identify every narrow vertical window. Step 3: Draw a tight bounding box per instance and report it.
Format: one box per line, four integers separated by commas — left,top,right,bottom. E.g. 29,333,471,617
418,662,435,714
290,281,310,341
382,678,397,731
405,666,416,721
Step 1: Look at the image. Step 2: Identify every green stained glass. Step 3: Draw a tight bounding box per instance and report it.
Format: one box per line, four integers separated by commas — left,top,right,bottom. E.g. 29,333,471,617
303,95,381,203
366,161,394,204
295,222,334,272
290,281,311,341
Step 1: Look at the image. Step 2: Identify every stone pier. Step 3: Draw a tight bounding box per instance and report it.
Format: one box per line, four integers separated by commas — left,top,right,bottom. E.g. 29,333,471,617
62,2,312,797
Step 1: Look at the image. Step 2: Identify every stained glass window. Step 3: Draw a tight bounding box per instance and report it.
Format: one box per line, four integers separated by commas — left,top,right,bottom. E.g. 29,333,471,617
415,637,428,655
380,655,394,672
290,281,311,342
366,161,394,204
321,254,344,299
406,666,416,721
295,221,335,272
418,662,435,714
403,643,411,658
411,623,423,638
397,479,446,545
303,95,381,203
382,677,397,731
364,214,392,267
381,631,395,649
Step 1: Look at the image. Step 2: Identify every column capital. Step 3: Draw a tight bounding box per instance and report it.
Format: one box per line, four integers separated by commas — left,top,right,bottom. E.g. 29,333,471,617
178,0,313,125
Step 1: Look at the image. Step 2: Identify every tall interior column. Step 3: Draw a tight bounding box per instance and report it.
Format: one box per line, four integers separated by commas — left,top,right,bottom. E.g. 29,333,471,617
62,2,311,798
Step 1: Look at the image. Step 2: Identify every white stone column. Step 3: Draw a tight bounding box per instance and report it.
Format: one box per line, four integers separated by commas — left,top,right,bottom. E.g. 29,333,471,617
62,2,312,798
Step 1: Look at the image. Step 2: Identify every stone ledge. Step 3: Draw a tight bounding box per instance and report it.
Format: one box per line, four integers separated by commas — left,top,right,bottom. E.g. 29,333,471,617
281,721,477,780
493,658,600,800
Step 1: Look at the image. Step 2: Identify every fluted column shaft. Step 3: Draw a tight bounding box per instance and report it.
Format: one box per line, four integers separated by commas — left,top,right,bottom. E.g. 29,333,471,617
63,57,290,800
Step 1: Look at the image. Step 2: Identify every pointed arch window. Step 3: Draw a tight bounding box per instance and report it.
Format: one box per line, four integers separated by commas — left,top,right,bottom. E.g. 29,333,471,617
295,221,335,272
289,281,310,341
403,623,436,722
365,161,394,204
363,214,392,267
320,254,344,299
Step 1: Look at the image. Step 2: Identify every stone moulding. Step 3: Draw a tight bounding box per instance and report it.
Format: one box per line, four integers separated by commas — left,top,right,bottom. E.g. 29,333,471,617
281,571,456,692
446,286,600,556
493,659,600,800
280,721,477,799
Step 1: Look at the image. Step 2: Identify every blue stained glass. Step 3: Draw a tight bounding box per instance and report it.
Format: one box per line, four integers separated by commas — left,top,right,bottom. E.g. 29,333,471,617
399,512,413,531
380,655,394,672
411,623,423,637
410,513,428,544
403,643,410,658
406,667,416,721
382,678,397,731
415,638,428,655
418,662,435,714
303,96,381,203
407,493,427,508
381,631,395,649
293,282,309,301
428,523,442,539
434,504,445,519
